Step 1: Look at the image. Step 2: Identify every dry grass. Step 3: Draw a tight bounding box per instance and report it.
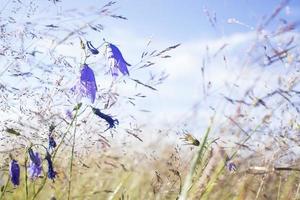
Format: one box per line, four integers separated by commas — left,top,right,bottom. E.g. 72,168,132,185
1,140,300,200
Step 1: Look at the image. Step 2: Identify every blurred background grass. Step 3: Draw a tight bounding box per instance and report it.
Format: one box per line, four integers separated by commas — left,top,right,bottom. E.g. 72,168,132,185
2,140,300,200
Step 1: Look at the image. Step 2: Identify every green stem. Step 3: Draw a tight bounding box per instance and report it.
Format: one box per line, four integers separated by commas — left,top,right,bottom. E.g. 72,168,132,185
0,175,10,200
178,118,214,200
52,108,80,160
31,174,47,200
67,113,78,200
24,154,28,200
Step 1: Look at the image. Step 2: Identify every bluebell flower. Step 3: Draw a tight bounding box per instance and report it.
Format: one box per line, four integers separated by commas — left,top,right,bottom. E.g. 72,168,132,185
92,107,119,131
72,64,97,103
28,149,40,165
226,161,237,172
106,43,131,77
66,109,73,120
86,41,99,55
45,153,56,181
9,159,20,186
28,150,42,179
49,136,57,150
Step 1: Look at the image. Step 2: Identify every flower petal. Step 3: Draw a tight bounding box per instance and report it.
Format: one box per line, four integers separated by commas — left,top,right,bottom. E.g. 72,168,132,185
9,160,20,186
106,43,130,77
72,64,98,103
86,41,99,55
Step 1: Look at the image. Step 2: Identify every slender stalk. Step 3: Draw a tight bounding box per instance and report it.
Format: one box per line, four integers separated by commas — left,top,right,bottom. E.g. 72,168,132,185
67,113,78,200
293,181,300,200
178,118,214,200
24,154,28,200
31,174,47,200
52,108,80,160
255,175,265,200
277,176,282,200
33,182,36,197
108,174,130,200
201,163,226,200
0,176,10,200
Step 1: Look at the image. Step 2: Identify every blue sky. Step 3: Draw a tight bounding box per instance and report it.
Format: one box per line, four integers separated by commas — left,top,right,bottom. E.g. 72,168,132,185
115,0,299,40
89,0,299,130
49,0,300,41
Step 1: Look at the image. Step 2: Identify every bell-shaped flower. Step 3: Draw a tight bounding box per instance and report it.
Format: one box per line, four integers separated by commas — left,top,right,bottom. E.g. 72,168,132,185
9,159,20,186
86,41,99,55
45,152,56,181
72,64,97,103
28,149,42,179
106,43,131,77
226,161,237,172
92,107,119,131
49,136,57,150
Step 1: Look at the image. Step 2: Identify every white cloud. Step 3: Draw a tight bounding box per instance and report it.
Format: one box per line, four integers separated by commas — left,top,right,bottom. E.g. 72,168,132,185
97,29,262,131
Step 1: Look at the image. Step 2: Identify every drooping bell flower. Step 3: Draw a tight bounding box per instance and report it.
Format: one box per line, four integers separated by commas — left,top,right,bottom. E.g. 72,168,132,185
49,136,57,150
65,109,73,120
9,159,20,186
106,43,131,77
48,124,57,150
28,149,40,165
72,64,97,103
45,152,56,181
86,41,99,55
28,149,42,179
226,161,237,172
225,156,237,173
92,107,119,131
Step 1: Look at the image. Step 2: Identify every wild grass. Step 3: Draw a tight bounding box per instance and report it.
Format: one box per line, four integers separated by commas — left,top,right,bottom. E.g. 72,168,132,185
1,138,300,200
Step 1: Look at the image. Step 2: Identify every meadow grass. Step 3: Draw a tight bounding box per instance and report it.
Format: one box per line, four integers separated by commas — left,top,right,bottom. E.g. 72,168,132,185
1,132,300,200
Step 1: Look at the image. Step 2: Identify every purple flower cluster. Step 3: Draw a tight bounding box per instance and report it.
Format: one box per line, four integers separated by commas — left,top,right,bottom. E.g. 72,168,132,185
72,41,130,105
8,39,129,187
9,146,58,186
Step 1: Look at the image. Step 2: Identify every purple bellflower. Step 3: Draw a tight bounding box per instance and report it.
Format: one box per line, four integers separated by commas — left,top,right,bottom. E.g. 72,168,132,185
9,159,20,186
45,152,56,181
86,41,99,55
106,43,131,77
66,109,73,120
226,160,237,173
48,124,57,150
92,107,119,131
49,136,57,150
72,64,97,103
28,149,42,179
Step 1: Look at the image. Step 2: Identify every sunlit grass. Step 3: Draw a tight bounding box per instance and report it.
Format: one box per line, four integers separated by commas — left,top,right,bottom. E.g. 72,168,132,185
1,137,300,200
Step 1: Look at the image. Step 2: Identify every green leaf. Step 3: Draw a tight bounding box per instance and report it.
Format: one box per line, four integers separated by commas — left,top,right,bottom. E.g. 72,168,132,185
5,128,21,136
73,102,82,111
